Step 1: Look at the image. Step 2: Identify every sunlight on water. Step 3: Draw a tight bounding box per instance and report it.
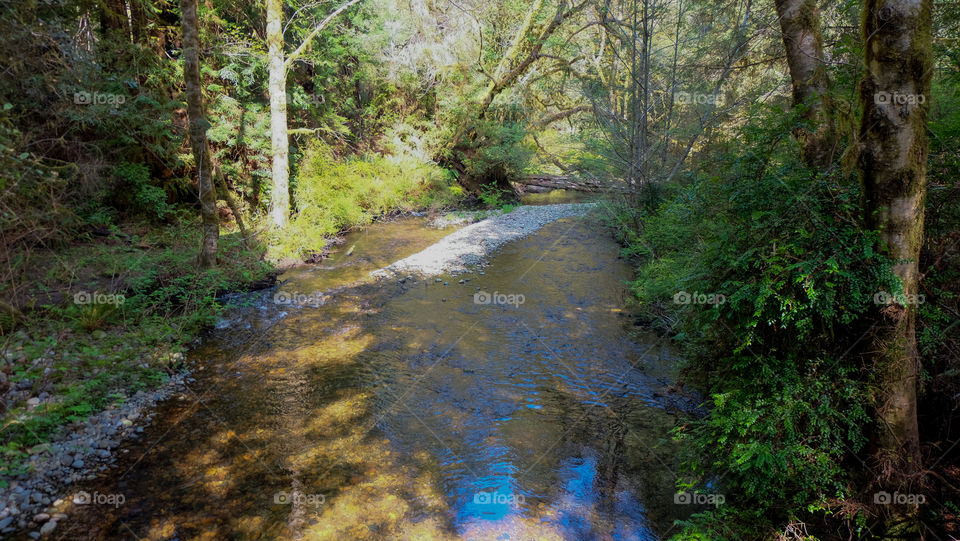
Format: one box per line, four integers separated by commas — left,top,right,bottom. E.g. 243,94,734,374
62,211,693,540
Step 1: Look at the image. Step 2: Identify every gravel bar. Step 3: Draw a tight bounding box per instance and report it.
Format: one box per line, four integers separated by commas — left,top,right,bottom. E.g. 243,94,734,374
372,203,595,277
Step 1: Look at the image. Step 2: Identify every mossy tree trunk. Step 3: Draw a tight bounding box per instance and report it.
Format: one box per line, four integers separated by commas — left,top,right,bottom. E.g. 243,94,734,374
266,0,361,228
446,0,588,196
183,0,219,268
774,0,837,169
267,0,289,229
857,0,932,480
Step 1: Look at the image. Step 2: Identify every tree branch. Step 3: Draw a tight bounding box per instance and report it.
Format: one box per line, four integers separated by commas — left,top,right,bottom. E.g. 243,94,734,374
284,0,363,71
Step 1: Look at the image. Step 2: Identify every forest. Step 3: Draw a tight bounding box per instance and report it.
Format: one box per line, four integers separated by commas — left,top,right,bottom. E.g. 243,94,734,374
0,0,958,539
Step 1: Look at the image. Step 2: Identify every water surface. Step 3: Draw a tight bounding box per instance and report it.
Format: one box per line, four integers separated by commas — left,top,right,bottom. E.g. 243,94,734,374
58,212,689,540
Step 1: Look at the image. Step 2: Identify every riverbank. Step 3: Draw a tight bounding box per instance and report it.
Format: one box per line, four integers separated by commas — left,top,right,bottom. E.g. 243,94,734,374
0,219,278,536
55,210,689,539
0,202,602,538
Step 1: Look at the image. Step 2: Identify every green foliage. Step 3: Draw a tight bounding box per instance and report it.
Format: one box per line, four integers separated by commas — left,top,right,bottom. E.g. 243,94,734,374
113,162,172,220
277,144,461,258
459,116,535,186
478,184,513,209
0,224,273,478
613,107,899,537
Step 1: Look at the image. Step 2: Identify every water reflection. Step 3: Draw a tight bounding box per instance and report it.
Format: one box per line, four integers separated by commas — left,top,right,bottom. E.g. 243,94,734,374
58,213,689,541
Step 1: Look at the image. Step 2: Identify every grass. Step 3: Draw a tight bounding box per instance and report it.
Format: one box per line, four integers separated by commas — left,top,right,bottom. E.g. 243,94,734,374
0,218,275,482
274,145,465,259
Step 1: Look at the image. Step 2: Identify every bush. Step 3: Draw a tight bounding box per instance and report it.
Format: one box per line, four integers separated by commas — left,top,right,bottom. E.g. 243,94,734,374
616,106,900,537
113,162,172,221
277,144,461,258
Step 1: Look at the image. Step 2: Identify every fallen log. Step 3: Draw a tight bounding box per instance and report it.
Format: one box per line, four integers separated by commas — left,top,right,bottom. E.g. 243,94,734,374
515,175,619,193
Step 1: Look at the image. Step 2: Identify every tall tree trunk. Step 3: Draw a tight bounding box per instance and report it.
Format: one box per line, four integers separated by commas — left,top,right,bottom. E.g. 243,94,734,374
858,0,931,480
267,0,290,229
774,0,836,168
99,0,128,39
265,0,360,228
661,0,683,164
182,0,218,268
130,0,146,44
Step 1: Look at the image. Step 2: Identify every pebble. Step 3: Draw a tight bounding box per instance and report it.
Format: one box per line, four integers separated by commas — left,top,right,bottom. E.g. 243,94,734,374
0,372,189,537
39,520,57,536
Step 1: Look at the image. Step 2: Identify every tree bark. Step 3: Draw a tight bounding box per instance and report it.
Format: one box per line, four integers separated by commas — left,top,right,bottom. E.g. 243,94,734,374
99,0,129,40
267,0,361,229
774,0,836,168
182,0,219,268
858,0,932,477
477,0,588,120
267,0,290,229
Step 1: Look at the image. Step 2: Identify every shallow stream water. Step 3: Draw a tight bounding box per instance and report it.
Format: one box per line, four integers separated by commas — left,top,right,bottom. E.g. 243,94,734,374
58,206,692,540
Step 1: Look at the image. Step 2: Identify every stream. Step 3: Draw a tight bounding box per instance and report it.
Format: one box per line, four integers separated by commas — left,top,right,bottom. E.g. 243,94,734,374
58,201,693,540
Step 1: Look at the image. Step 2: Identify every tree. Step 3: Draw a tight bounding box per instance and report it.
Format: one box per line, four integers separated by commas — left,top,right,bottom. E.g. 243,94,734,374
773,0,836,168
857,0,932,477
183,0,219,267
266,0,362,229
445,0,590,194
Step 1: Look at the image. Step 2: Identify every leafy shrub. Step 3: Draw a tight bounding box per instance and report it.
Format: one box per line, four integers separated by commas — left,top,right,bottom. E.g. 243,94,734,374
278,144,461,258
616,106,900,537
112,162,172,221
0,105,79,250
461,116,534,185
